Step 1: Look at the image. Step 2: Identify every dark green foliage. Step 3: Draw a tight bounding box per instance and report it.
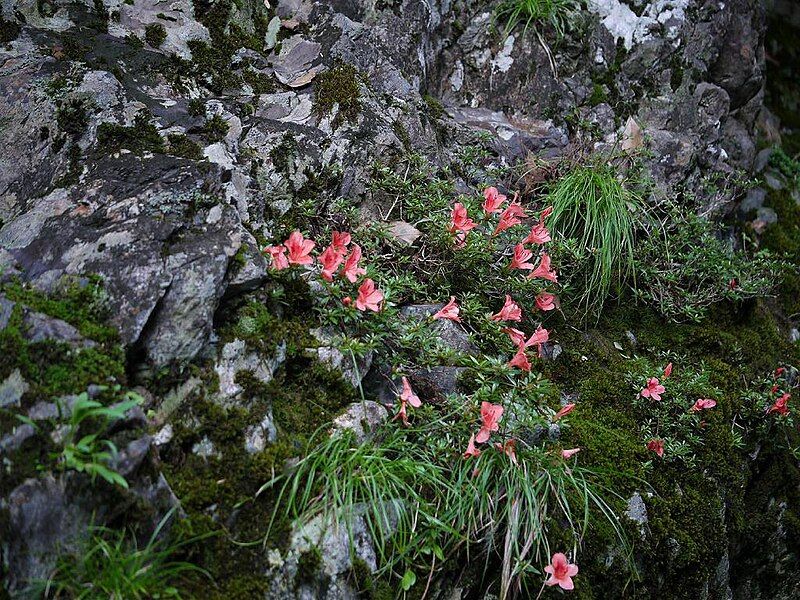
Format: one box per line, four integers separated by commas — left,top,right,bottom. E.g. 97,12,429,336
167,134,204,160
0,17,21,43
201,114,229,142
314,63,362,127
144,22,167,48
97,111,165,155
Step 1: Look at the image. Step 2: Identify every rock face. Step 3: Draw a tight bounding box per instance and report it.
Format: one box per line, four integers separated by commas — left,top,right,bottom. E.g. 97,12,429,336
0,0,789,596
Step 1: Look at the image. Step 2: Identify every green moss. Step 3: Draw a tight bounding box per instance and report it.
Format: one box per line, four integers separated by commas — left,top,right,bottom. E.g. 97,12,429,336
97,111,165,155
56,98,91,137
295,547,322,587
314,63,362,127
144,22,167,48
270,132,297,176
348,557,393,600
202,114,229,143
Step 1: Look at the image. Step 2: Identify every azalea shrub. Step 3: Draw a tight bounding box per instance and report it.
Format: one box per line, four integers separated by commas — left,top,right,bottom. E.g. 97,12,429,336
631,205,784,323
735,366,798,453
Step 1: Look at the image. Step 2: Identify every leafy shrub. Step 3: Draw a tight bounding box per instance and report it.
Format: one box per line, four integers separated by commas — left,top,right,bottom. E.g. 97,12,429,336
495,0,580,37
632,206,784,322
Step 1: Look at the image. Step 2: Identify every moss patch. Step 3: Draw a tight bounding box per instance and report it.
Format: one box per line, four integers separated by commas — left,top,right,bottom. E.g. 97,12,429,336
314,63,362,128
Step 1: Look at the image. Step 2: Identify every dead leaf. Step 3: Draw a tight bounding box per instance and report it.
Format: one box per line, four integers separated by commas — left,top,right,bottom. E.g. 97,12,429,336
621,116,643,153
387,221,422,246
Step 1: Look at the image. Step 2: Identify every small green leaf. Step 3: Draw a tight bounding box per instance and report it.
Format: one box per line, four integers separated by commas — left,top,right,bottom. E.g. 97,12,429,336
400,569,416,591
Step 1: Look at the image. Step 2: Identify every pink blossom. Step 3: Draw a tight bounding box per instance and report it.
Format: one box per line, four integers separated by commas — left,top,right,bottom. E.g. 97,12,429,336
264,245,289,270
449,203,477,235
502,327,526,347
342,244,367,283
284,231,316,266
475,402,503,443
768,393,791,416
690,398,717,412
342,296,352,307
331,231,352,256
509,244,535,270
355,278,384,312
433,297,461,322
508,347,531,371
663,362,673,379
535,292,556,311
523,222,551,245
491,295,522,322
524,326,549,349
463,433,481,458
482,187,507,214
400,376,421,408
775,367,786,377
647,438,665,457
562,448,581,459
540,206,553,220
318,245,344,282
544,553,578,590
493,202,527,235
640,377,666,401
553,403,575,421
529,253,558,282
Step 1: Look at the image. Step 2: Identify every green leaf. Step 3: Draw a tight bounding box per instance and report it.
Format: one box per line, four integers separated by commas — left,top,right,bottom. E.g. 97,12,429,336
400,569,416,591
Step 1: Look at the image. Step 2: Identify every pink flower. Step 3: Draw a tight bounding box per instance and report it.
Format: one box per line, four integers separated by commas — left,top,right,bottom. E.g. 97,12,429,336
342,296,352,307
433,297,461,322
647,438,665,457
491,295,522,322
482,187,506,214
553,403,575,421
768,393,791,416
284,231,315,265
463,433,481,458
342,244,367,283
775,367,785,377
493,202,527,235
544,553,578,590
523,222,551,245
475,402,503,443
393,376,421,426
449,203,477,235
495,439,518,465
663,362,673,379
562,448,581,459
535,292,556,311
540,206,553,220
509,244,535,270
690,398,717,412
318,245,344,282
355,278,384,312
640,377,666,401
400,376,421,408
529,253,557,282
508,347,531,371
524,326,549,349
502,327,526,347
331,231,351,256
264,245,289,270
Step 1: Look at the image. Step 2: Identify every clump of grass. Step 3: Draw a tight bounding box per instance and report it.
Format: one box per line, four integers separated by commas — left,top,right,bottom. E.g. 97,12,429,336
495,0,580,38
33,508,211,599
547,163,645,318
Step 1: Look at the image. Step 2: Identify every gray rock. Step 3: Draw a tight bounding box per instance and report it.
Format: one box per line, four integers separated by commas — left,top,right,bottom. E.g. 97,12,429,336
0,369,28,408
331,401,388,444
191,436,219,459
310,328,373,388
244,411,278,454
756,207,778,226
399,304,477,356
739,187,767,216
214,338,286,404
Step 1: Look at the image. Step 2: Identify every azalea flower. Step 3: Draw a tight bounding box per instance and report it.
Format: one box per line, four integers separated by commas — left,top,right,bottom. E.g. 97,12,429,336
553,403,575,421
342,296,352,307
529,253,557,282
647,438,665,457
775,367,786,377
502,327,526,347
562,448,581,459
463,433,481,458
491,295,522,322
524,326,549,349
640,377,666,401
493,202,526,235
544,553,578,590
433,297,461,322
342,244,367,283
393,376,422,426
264,245,289,270
475,402,503,443
535,292,556,311
523,222,551,245
690,398,717,412
449,202,477,235
285,231,315,265
663,362,673,379
768,393,791,416
540,206,554,220
729,278,738,290
508,347,531,371
355,278,384,312
495,439,518,465
482,186,506,214
318,245,344,282
331,231,351,256
509,244,535,270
